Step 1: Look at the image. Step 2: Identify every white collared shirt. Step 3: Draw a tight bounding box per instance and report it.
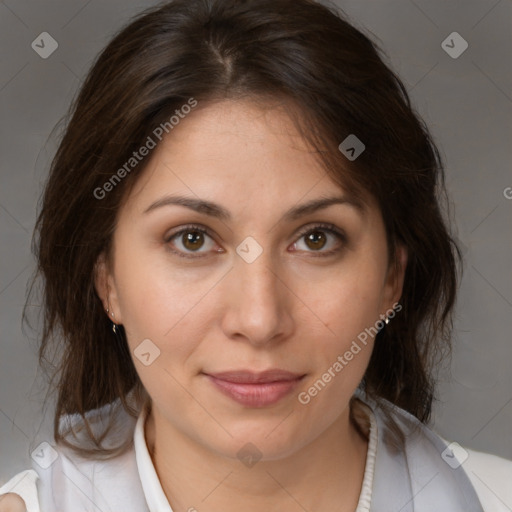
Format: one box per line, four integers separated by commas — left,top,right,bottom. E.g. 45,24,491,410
1,398,511,511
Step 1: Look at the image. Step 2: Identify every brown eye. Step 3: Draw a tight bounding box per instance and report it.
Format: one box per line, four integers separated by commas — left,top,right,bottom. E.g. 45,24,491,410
304,230,328,251
292,223,346,256
165,225,217,258
182,230,206,251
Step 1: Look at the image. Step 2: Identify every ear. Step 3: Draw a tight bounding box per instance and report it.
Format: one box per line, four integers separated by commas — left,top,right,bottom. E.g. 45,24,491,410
94,251,123,324
383,243,408,309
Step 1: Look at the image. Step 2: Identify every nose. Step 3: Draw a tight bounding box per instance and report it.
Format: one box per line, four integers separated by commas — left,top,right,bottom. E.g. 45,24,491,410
220,247,295,347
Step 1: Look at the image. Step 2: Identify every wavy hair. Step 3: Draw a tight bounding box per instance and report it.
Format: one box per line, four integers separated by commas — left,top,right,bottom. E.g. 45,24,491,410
24,0,461,459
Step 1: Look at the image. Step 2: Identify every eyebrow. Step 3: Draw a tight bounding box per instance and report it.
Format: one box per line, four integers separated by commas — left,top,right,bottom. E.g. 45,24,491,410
143,193,366,221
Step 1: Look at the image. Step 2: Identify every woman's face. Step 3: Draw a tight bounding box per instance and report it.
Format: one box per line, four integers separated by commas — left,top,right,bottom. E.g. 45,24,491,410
96,99,406,460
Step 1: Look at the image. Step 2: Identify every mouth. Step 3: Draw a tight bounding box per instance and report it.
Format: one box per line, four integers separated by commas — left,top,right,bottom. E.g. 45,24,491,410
202,369,307,407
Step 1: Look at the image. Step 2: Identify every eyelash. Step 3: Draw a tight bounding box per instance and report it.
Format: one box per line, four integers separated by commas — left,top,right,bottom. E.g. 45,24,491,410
164,223,346,259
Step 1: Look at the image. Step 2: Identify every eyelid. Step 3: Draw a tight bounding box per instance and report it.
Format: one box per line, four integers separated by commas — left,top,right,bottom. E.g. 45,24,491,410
164,223,214,243
292,222,346,257
295,222,345,240
163,224,218,259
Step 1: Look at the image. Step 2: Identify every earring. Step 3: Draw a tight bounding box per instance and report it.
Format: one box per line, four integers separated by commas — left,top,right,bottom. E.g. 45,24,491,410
106,306,118,333
384,316,390,325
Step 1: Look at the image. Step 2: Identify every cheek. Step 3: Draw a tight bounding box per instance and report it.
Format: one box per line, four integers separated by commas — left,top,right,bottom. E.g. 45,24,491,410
294,276,377,421
292,252,385,403
111,242,168,341
300,256,386,342
113,245,215,364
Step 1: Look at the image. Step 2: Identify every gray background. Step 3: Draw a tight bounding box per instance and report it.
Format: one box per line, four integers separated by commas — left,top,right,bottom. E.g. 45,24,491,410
1,0,511,488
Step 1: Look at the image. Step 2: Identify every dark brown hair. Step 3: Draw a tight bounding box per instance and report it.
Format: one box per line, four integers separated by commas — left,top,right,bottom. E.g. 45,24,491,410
25,0,461,459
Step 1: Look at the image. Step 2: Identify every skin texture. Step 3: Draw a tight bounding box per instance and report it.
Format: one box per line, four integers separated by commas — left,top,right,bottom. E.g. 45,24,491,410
0,493,26,511
94,99,407,512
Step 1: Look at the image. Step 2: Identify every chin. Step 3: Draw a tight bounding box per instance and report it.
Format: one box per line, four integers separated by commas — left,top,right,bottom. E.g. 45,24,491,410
203,422,310,463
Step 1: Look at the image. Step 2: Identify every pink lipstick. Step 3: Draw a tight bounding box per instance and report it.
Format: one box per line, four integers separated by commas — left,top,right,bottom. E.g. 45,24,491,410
204,369,305,407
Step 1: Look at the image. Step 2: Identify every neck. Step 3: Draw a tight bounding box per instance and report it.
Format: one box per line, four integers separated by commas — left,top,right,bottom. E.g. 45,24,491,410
145,402,369,512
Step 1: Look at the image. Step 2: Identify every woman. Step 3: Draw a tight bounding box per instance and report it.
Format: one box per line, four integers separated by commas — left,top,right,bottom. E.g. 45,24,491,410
1,0,510,510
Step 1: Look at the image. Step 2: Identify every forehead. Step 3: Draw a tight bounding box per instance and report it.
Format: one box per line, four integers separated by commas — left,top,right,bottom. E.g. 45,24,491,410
157,99,322,169
121,99,372,218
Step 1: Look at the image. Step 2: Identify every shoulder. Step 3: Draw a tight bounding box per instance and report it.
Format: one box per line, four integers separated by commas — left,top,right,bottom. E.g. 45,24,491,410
1,435,144,511
0,396,145,511
435,431,512,512
462,446,512,512
0,469,40,512
355,392,512,511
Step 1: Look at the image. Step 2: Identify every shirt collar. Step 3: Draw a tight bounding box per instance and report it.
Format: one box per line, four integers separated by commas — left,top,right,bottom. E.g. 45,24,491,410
132,398,377,512
133,404,175,512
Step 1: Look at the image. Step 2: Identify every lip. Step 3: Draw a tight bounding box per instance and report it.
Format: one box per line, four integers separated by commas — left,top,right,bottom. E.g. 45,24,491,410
203,369,306,407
